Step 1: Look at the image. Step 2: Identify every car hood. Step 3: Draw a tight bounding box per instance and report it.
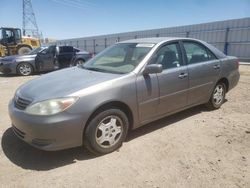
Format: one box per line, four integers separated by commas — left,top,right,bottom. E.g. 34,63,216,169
17,67,123,102
2,54,36,61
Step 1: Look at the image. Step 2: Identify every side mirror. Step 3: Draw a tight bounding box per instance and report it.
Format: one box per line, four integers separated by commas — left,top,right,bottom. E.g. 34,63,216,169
143,64,163,75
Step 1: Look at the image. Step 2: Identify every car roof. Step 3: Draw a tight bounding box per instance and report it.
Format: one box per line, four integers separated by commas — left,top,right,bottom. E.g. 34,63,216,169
119,37,227,59
118,37,194,44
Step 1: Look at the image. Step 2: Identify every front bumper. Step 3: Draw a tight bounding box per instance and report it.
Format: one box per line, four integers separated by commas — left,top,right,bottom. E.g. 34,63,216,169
8,99,85,151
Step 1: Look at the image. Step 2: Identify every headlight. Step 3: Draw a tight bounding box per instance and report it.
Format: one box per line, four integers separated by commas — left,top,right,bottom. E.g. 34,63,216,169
25,97,79,115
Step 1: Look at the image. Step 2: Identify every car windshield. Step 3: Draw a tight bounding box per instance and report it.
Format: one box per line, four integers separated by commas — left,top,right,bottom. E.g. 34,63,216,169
28,47,46,55
82,43,154,74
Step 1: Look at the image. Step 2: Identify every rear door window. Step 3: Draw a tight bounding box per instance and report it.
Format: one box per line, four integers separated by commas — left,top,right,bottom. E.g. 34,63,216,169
60,46,74,53
183,42,217,64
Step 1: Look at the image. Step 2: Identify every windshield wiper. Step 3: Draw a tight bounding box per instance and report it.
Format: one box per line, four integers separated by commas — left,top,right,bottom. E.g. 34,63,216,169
82,66,123,74
82,66,108,73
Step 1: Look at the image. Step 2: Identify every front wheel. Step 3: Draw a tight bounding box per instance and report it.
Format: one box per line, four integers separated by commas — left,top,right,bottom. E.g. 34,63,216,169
84,109,129,154
17,63,33,76
206,82,226,110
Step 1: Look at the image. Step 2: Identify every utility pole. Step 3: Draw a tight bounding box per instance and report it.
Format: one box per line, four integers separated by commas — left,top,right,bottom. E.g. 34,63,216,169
22,0,40,39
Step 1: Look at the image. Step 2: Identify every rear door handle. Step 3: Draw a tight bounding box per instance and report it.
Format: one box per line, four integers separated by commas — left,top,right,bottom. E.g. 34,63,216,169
213,64,220,69
178,73,188,79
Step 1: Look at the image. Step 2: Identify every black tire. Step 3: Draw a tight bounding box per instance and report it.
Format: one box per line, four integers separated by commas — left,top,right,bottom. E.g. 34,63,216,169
84,108,129,155
17,45,32,55
74,59,85,66
17,63,33,76
206,82,226,110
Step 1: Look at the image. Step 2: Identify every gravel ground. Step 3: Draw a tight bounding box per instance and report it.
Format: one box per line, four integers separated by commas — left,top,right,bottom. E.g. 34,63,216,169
0,66,249,188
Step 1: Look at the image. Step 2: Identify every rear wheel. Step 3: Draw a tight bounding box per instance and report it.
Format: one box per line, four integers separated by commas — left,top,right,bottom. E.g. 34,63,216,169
17,63,33,76
206,82,226,110
17,46,32,55
75,59,85,66
84,109,129,154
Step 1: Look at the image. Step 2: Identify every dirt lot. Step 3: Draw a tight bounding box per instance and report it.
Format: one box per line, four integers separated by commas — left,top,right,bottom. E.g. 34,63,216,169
0,66,249,188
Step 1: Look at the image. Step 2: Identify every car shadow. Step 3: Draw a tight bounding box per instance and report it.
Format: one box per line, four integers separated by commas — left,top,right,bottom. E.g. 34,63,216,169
0,73,39,78
0,71,47,78
1,105,208,171
1,128,96,171
0,71,55,77
0,73,17,77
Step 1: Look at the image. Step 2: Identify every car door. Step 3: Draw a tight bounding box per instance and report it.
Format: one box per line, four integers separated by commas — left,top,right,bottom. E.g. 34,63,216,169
35,45,56,71
155,42,189,116
58,46,75,68
181,41,221,105
136,73,159,123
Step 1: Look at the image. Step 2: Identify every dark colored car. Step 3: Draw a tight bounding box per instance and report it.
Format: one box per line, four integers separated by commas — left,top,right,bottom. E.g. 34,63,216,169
0,46,47,75
9,37,239,154
0,45,91,76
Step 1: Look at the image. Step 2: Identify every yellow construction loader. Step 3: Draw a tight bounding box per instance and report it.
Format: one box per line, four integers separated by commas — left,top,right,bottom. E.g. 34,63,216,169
0,27,40,57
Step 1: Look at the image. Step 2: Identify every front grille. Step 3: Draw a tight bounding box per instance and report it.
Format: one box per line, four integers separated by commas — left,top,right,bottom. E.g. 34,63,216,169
12,125,26,139
14,96,32,110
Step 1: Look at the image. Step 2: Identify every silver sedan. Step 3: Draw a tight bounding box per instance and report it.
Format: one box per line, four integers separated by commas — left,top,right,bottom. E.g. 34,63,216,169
9,37,240,154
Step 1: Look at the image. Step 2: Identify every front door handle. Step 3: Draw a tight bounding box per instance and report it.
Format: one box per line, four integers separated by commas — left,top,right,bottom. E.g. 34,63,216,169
178,73,188,79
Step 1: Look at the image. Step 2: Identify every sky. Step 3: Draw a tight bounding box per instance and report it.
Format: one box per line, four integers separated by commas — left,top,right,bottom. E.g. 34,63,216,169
0,0,249,40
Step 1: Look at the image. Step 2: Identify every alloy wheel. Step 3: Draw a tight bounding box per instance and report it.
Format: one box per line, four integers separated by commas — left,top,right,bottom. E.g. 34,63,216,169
95,115,123,148
76,59,84,66
18,64,32,76
213,84,224,105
